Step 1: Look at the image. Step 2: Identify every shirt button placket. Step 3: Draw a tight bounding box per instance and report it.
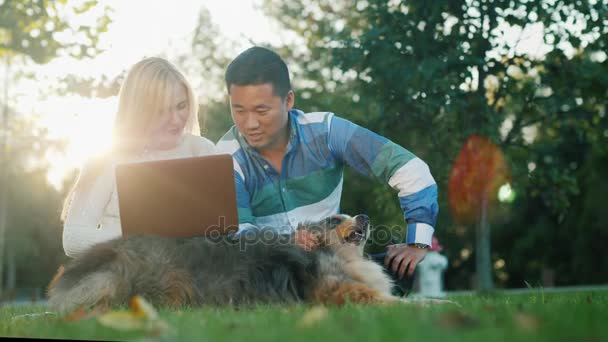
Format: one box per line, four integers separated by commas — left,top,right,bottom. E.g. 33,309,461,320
281,184,294,228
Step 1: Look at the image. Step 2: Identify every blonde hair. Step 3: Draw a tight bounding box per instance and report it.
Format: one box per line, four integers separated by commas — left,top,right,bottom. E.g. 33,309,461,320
61,57,200,221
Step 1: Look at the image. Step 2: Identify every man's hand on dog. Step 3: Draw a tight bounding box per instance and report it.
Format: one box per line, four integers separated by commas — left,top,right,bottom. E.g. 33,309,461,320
385,244,427,280
293,230,320,251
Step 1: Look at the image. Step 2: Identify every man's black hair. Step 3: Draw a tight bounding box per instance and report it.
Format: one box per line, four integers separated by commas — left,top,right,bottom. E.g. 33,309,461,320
225,46,291,98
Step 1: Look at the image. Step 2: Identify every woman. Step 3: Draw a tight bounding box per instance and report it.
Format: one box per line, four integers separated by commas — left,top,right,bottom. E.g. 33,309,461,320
61,57,215,258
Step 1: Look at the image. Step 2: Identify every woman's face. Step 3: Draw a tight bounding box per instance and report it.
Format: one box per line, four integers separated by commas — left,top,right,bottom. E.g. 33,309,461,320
146,85,190,150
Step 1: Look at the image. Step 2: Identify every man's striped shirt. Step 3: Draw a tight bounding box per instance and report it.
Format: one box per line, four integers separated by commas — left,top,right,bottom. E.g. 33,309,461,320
216,109,438,245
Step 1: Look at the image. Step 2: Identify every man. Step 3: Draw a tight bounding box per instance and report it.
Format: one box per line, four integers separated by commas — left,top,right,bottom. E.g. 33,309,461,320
216,46,438,282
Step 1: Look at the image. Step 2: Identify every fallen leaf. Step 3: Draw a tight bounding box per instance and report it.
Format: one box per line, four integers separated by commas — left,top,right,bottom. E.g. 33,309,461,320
65,307,89,321
130,295,159,320
483,304,496,312
297,306,328,328
437,311,479,329
65,306,107,321
223,321,239,330
96,296,170,335
98,310,145,331
513,312,540,332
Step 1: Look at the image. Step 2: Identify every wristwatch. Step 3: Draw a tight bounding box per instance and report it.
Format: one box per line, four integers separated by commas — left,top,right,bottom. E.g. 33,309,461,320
408,243,429,249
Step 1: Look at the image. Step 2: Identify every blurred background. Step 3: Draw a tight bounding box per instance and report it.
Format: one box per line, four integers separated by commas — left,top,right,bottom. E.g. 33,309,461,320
0,0,606,301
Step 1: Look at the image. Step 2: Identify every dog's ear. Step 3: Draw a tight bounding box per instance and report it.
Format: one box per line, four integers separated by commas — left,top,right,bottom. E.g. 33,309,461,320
296,222,310,231
297,220,330,242
297,219,326,231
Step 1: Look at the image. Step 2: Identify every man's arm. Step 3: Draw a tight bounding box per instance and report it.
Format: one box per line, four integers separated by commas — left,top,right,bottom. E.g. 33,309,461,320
215,132,258,233
327,115,439,245
327,114,438,278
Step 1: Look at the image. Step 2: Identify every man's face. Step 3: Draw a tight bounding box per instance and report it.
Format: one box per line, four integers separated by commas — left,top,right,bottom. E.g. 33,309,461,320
229,83,294,151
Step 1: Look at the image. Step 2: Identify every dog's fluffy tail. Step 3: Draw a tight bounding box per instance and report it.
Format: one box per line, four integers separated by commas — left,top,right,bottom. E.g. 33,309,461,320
48,270,124,314
47,241,129,315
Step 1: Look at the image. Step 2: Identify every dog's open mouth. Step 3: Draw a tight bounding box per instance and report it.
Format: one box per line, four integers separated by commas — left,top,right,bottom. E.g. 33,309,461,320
345,229,366,244
343,214,370,245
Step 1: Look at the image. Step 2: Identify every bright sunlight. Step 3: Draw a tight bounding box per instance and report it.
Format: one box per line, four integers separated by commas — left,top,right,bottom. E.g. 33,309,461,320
11,0,277,190
39,96,116,188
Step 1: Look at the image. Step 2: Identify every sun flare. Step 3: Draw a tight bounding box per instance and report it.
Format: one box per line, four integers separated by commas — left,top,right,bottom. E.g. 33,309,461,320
14,0,277,190
39,95,117,189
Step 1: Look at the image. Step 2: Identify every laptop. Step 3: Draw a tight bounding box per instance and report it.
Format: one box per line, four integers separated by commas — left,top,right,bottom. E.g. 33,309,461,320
115,154,239,238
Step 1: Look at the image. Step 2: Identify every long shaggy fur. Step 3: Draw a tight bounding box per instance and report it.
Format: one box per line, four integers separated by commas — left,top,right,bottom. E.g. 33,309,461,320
48,215,404,314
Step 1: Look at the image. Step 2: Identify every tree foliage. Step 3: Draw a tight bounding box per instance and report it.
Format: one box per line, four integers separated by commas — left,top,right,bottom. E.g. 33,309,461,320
177,7,242,142
448,135,510,225
0,0,111,62
261,0,608,288
0,0,112,293
3,116,67,289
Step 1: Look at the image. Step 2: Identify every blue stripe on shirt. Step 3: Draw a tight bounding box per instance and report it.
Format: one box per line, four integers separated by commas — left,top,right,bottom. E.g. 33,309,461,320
398,184,439,226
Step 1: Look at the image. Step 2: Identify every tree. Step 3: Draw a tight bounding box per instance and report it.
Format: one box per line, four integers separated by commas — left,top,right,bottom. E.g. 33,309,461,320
158,7,238,142
2,116,67,293
0,0,111,63
0,0,111,294
448,135,510,290
261,0,608,289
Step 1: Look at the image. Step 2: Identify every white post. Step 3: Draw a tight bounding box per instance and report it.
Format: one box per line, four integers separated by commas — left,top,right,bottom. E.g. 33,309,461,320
417,238,449,298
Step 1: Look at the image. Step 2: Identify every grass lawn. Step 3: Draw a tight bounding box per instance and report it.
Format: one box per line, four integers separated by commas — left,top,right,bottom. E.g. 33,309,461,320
1,290,606,341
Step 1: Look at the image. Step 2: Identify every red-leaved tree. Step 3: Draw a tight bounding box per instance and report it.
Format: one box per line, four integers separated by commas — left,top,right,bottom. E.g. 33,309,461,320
448,135,510,290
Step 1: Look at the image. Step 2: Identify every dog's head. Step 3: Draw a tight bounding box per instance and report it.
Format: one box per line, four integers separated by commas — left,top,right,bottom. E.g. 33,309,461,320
297,214,370,254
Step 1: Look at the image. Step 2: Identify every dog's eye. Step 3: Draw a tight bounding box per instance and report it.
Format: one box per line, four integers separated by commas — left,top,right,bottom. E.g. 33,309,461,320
329,216,345,226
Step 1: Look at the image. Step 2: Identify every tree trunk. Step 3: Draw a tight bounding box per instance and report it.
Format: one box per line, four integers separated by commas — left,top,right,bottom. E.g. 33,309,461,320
6,245,15,291
476,194,494,291
0,54,11,295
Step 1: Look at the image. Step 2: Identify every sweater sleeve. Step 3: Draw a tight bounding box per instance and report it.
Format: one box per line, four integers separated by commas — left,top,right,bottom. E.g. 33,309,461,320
62,163,121,258
191,135,217,156
327,115,438,246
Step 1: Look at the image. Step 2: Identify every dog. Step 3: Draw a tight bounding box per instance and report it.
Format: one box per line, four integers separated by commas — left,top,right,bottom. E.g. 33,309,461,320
48,214,447,314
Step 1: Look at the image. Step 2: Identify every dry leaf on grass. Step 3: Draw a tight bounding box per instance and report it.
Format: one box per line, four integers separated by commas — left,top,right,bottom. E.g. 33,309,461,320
65,308,89,322
437,311,479,329
98,310,146,331
483,304,496,312
297,306,328,328
513,312,540,332
65,306,107,321
95,295,170,335
130,295,159,320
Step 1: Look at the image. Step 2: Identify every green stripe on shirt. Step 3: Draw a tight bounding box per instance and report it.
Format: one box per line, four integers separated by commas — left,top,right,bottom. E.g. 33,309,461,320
250,166,343,217
371,141,416,182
